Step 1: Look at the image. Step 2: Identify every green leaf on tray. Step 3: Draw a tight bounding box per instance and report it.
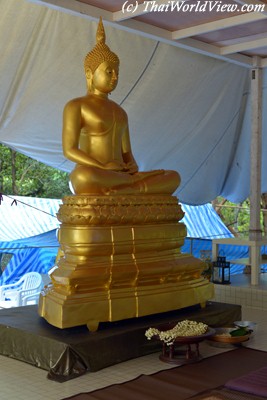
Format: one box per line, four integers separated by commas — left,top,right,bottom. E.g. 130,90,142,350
230,327,251,337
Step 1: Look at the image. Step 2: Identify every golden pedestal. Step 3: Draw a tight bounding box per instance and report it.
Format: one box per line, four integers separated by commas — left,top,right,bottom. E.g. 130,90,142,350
39,195,214,330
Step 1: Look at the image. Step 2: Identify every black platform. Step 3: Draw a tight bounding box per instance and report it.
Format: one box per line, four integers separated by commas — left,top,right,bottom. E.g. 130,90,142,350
0,302,241,382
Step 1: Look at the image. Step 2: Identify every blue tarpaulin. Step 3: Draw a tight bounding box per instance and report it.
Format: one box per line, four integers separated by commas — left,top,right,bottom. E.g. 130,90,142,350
0,230,58,285
181,203,233,240
0,195,265,284
0,196,60,285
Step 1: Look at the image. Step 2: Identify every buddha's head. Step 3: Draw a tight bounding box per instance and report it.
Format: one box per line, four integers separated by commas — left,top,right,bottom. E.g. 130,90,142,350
84,18,120,93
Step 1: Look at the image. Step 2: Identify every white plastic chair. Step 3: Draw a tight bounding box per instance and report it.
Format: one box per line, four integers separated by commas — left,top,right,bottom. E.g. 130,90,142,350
22,292,41,306
0,272,42,308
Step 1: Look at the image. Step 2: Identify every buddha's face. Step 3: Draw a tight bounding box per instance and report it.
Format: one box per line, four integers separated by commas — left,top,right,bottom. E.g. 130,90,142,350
89,61,119,94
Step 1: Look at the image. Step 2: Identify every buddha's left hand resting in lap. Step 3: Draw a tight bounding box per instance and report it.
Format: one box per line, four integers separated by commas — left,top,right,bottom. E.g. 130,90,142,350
63,18,180,196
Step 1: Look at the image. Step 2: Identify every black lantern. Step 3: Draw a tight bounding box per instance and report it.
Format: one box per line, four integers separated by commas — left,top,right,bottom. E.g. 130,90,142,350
212,256,231,284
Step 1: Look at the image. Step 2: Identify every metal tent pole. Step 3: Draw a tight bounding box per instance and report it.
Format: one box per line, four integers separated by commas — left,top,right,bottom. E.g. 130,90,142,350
249,56,263,285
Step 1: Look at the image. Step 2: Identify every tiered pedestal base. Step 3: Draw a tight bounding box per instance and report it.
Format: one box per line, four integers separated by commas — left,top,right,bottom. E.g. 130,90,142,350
39,195,214,330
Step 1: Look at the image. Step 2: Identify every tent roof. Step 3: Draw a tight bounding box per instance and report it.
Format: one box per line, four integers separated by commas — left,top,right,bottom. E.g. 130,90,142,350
30,0,267,68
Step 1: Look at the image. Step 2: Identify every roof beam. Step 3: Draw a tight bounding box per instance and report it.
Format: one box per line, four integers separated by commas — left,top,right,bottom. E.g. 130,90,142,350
261,57,267,67
221,37,267,55
172,13,267,40
26,0,254,68
174,37,253,67
115,17,253,67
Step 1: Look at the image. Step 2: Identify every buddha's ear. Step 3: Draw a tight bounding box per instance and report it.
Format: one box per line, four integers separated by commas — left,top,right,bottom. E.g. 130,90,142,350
85,68,93,91
85,68,93,81
85,68,93,80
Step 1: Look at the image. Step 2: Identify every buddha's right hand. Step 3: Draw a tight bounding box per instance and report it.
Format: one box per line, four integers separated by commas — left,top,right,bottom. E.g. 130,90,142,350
104,160,126,171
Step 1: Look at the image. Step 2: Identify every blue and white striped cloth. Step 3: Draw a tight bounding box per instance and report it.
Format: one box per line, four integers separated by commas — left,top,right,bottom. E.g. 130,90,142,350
181,203,233,239
0,196,60,285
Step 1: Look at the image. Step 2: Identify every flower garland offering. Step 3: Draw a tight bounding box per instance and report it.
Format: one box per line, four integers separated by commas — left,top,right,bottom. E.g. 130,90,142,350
145,320,208,346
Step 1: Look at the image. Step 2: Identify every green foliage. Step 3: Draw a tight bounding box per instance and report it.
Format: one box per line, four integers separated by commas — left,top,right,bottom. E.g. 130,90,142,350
215,196,263,237
0,144,71,198
219,198,249,235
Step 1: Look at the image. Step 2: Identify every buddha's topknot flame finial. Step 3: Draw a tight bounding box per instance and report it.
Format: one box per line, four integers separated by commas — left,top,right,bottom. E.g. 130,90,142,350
96,16,105,44
84,17,119,75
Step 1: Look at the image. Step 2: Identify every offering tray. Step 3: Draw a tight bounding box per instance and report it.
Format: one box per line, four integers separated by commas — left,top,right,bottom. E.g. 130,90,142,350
158,327,215,365
208,327,251,345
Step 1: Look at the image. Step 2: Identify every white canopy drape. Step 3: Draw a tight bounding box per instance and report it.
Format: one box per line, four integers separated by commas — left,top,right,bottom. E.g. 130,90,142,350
1,0,266,204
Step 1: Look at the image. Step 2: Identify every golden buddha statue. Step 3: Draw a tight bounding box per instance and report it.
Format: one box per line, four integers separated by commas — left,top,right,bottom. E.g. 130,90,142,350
39,18,213,331
63,18,180,196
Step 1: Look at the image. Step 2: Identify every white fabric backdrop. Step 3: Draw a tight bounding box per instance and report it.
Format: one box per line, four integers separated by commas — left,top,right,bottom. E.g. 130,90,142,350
0,0,266,204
